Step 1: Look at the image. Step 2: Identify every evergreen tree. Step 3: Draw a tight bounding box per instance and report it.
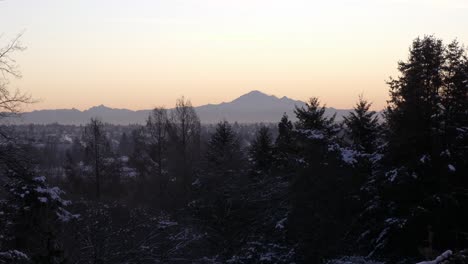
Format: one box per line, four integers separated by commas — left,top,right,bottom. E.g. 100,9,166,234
295,97,336,133
0,145,75,263
359,36,468,260
385,36,445,164
274,113,297,171
249,126,274,172
441,40,468,160
275,113,294,150
118,132,132,157
343,95,380,153
205,120,242,173
289,96,359,262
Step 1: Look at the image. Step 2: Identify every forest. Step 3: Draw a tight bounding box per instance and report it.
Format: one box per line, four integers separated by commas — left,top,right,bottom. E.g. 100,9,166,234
1,35,468,263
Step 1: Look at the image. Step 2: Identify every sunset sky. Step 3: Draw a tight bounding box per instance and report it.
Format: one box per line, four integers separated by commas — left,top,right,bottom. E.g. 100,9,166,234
1,0,467,111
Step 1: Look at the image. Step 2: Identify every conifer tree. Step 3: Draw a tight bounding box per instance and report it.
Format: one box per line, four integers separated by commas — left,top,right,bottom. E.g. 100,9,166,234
205,120,242,173
360,36,468,260
385,36,445,164
118,132,132,157
295,97,335,133
0,145,75,263
276,113,294,152
274,113,295,169
441,40,468,154
343,95,380,153
249,126,274,172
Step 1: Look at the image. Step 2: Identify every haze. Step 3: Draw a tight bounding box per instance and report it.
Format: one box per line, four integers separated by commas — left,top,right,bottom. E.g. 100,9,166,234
1,0,467,111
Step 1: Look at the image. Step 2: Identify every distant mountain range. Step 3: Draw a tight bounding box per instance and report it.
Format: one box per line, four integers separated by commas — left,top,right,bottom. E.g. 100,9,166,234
7,90,353,125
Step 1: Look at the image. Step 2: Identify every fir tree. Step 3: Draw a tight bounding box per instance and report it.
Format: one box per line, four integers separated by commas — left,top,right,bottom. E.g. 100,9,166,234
118,132,132,157
343,95,380,153
385,36,445,164
295,97,336,133
249,126,274,172
360,36,468,260
275,113,295,168
205,120,242,173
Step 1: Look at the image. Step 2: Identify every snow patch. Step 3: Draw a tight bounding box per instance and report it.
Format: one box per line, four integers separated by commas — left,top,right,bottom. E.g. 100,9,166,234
385,169,398,182
275,217,287,230
448,164,456,172
0,250,29,260
416,250,452,264
35,186,71,206
297,129,325,140
56,208,80,222
326,256,383,264
33,176,46,183
341,148,358,165
420,155,430,164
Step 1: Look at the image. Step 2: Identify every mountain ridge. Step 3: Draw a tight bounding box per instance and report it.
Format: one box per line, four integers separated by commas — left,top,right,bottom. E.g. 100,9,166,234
7,91,353,125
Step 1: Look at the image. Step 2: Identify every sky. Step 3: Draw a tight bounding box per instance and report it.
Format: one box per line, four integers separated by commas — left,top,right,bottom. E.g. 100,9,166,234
1,0,467,111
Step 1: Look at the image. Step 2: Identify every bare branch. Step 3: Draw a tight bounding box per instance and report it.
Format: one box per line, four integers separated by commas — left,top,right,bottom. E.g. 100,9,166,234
0,32,26,79
0,32,34,117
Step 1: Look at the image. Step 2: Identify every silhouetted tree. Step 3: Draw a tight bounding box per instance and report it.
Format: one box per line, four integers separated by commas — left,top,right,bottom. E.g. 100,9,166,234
359,36,468,260
205,120,242,173
441,40,468,160
249,126,274,173
295,97,336,133
147,107,169,179
0,33,72,263
167,97,201,202
82,118,108,200
274,113,295,169
385,36,445,164
343,95,380,153
0,33,33,117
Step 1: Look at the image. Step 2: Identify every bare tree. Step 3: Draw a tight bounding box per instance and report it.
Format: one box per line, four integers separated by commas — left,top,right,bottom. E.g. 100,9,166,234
167,97,200,200
0,33,33,117
147,107,169,178
83,118,107,200
0,33,33,168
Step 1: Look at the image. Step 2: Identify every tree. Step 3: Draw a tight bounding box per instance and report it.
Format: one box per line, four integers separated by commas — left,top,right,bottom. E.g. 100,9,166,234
249,126,274,172
167,96,201,201
0,166,75,263
343,95,380,153
385,36,445,164
0,33,73,263
205,120,242,173
82,118,108,200
147,107,169,178
358,36,468,260
0,33,32,117
275,113,295,169
441,40,468,159
118,132,132,157
294,97,335,132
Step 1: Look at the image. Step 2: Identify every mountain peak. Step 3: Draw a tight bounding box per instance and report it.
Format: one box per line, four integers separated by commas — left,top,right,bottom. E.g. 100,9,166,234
87,104,112,111
233,90,277,103
245,90,267,96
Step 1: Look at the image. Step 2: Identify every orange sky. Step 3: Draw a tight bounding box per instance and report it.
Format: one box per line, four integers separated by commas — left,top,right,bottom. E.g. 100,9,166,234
1,0,467,111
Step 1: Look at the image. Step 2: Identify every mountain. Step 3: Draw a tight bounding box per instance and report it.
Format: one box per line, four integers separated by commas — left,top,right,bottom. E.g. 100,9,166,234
7,91,352,125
